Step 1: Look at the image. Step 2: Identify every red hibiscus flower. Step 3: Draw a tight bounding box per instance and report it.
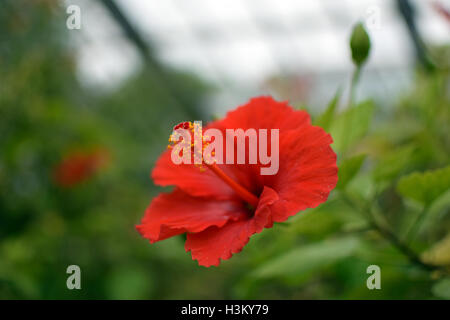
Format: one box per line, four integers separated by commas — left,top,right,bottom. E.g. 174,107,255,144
53,148,109,188
137,96,338,267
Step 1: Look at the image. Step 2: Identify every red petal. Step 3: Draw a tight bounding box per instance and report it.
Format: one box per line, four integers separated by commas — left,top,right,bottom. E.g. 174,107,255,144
212,96,310,132
185,186,278,267
205,96,313,195
136,189,247,243
152,150,239,200
266,125,338,222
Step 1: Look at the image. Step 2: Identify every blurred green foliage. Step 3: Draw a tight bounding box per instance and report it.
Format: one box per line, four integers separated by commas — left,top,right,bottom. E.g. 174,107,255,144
0,1,449,299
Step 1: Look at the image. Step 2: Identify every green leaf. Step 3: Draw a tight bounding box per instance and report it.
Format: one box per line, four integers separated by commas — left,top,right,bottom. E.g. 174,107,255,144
251,237,359,280
105,266,153,299
337,154,367,189
397,165,450,205
330,100,374,152
422,233,450,266
350,22,371,66
288,200,351,238
315,88,341,131
432,278,450,300
373,145,415,182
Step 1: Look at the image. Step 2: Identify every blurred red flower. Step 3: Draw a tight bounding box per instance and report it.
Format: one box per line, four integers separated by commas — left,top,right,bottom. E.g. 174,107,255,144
433,1,450,24
53,148,109,188
137,97,338,267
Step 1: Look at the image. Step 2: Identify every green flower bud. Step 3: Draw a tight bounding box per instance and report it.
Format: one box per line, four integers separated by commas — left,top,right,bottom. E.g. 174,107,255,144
350,22,371,67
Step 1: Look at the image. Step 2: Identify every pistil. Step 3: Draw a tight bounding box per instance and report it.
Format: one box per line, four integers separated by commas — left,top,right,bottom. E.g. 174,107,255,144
205,163,259,208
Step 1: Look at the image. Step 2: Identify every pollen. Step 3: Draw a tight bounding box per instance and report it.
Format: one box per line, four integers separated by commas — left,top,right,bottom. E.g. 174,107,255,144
167,121,216,171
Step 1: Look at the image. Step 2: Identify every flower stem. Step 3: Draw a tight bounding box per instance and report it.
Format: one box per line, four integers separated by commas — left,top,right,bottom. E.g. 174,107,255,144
349,66,362,107
341,191,443,272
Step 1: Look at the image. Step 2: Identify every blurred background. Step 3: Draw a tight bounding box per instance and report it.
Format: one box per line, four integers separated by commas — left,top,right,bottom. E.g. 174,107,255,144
0,0,449,299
